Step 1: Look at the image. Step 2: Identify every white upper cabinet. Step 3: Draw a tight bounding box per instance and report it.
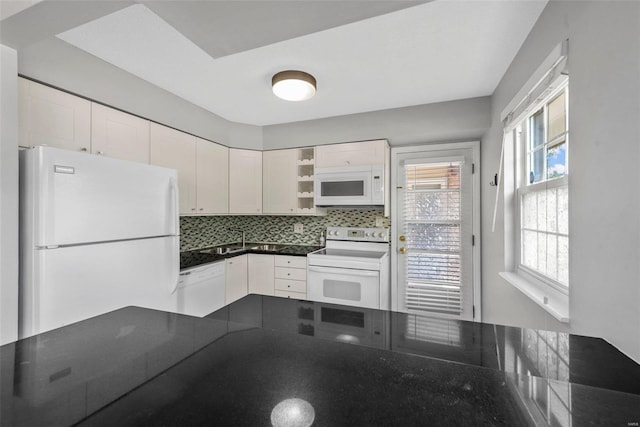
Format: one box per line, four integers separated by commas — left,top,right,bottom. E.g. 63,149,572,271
196,137,229,214
229,148,263,214
91,103,150,163
263,149,297,214
149,123,197,215
19,78,91,152
315,139,387,168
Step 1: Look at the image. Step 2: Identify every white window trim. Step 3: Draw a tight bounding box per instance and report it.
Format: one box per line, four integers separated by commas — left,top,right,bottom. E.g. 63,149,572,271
499,40,570,323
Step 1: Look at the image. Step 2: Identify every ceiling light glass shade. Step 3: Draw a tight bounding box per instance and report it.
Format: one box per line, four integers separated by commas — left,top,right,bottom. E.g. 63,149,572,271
272,70,316,101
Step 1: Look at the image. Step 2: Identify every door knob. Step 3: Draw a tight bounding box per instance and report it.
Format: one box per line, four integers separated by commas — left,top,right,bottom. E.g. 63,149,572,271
399,247,407,254
399,235,406,241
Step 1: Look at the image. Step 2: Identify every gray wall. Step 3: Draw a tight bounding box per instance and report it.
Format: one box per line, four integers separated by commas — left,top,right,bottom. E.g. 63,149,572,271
0,44,19,345
262,96,491,149
482,1,640,362
17,38,263,150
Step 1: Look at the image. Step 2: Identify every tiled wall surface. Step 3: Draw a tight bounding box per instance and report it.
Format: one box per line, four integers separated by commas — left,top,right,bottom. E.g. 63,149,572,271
180,209,390,251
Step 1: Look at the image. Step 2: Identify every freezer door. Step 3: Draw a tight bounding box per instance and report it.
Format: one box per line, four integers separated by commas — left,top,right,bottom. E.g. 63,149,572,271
19,236,180,338
23,146,179,247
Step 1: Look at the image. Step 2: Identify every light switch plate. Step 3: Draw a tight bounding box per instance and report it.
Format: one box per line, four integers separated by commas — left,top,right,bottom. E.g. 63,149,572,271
294,223,304,233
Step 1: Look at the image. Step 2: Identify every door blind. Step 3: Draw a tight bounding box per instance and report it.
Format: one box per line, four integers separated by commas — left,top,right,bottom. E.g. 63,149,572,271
403,162,463,316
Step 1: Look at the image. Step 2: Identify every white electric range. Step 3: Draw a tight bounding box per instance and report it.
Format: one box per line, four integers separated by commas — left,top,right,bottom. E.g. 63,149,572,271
307,227,390,310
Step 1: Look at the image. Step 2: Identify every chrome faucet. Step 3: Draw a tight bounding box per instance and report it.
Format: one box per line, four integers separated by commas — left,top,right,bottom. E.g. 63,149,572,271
229,228,245,247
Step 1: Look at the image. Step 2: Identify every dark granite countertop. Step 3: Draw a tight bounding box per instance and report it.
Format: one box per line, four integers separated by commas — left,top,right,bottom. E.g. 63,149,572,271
180,245,321,270
2,295,639,426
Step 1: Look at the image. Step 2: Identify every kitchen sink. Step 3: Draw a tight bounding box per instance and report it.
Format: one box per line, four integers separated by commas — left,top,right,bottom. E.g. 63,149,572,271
248,243,290,251
199,243,290,255
199,244,245,255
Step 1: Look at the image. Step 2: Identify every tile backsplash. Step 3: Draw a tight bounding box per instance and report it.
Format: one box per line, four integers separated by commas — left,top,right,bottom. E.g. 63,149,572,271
180,209,390,251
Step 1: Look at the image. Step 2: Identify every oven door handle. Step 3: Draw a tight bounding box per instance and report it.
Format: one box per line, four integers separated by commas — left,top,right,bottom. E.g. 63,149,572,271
308,266,379,277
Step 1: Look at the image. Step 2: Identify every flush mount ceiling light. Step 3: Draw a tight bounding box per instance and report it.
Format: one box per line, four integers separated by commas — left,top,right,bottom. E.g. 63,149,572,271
272,70,317,101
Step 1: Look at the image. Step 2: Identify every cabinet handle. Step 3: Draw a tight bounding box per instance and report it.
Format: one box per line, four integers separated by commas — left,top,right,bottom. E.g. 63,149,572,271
97,151,104,155
199,208,204,211
80,147,87,152
191,208,196,211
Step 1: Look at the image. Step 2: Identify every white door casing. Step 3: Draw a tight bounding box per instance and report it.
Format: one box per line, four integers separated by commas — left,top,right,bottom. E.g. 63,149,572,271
391,141,481,321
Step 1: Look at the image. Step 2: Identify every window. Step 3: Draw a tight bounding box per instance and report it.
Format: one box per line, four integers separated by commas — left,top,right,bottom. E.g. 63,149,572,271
517,86,569,290
497,39,570,322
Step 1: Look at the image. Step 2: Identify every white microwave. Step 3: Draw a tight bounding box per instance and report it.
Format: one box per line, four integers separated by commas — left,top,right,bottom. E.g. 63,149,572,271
314,165,384,206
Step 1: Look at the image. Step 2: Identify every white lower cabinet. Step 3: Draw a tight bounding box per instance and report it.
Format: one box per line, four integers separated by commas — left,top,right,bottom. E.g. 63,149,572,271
225,254,248,305
248,254,275,296
274,256,307,299
243,254,308,299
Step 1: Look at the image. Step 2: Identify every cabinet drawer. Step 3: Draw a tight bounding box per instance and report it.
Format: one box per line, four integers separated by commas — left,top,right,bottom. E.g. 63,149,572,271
274,256,307,269
274,290,307,300
275,278,307,293
275,266,307,281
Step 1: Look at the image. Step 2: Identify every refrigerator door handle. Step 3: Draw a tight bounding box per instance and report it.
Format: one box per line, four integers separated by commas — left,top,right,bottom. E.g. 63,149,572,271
169,240,180,295
169,177,179,235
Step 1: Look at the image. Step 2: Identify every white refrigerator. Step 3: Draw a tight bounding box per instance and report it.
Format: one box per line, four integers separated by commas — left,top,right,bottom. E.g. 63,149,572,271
19,146,180,338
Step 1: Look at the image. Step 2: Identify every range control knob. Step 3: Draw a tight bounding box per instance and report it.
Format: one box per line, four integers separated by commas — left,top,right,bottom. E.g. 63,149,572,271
365,232,370,237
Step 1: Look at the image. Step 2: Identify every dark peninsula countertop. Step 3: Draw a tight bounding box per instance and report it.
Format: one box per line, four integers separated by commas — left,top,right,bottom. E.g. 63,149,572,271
180,245,321,270
2,295,639,426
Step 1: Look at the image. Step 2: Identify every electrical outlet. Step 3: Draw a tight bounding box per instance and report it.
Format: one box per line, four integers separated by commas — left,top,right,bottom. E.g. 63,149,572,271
294,223,304,233
375,217,384,227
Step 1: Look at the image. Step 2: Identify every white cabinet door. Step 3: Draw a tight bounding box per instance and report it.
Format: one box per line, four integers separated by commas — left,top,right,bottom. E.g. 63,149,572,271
248,254,275,296
196,138,228,214
226,254,248,304
19,78,91,152
263,149,297,214
91,103,150,163
150,123,196,215
229,148,262,214
315,140,387,168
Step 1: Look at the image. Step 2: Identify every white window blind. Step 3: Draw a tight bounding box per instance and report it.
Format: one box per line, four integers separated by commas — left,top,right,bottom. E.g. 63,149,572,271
403,161,464,316
405,315,462,347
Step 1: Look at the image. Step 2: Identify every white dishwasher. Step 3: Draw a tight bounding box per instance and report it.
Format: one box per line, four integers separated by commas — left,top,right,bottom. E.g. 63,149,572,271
176,260,226,317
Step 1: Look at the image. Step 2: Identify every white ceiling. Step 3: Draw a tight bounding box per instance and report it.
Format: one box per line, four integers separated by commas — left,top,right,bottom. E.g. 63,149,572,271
3,0,548,126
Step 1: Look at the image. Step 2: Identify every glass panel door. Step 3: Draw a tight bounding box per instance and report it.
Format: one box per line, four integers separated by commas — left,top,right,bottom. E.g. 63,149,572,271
395,148,475,320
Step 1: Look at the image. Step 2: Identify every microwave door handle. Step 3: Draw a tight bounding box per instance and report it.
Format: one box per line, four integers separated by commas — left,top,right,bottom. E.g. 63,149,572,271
308,266,379,277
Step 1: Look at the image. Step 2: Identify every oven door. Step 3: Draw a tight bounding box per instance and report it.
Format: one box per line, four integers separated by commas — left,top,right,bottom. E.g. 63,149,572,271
307,265,380,309
314,167,372,206
314,303,389,349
